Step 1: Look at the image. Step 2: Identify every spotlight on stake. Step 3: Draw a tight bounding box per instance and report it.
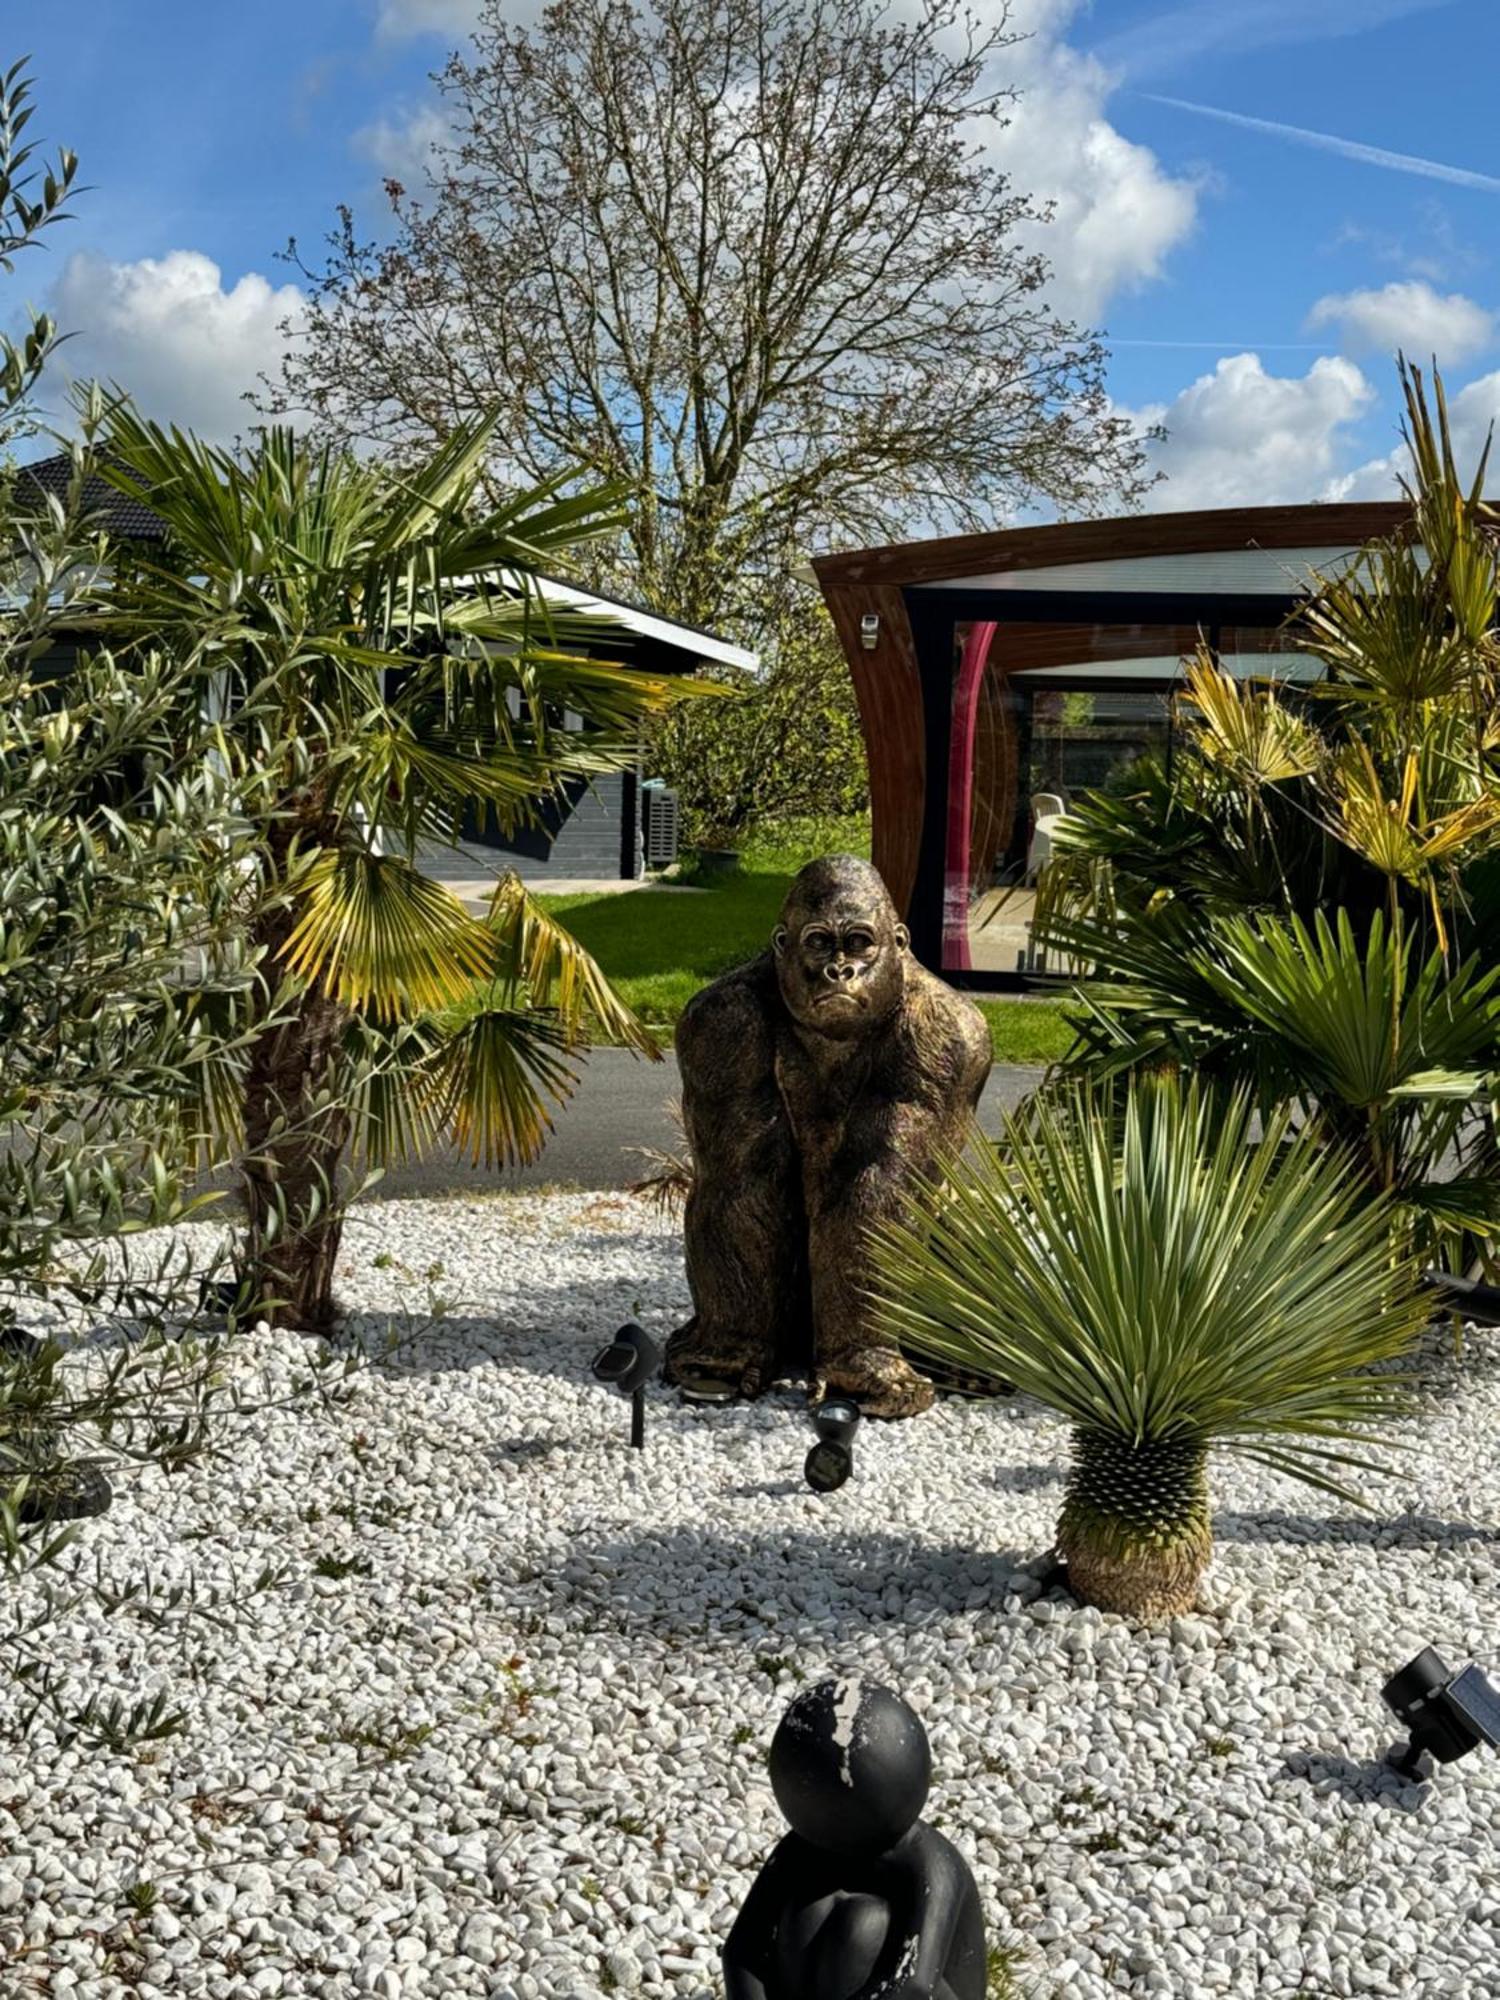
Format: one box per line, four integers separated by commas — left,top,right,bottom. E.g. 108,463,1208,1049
591,1322,661,1449
1382,1646,1500,1784
1420,1268,1500,1326
804,1397,860,1493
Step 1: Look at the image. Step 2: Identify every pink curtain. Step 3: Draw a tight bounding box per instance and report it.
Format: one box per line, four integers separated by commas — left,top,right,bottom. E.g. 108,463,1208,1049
942,621,996,972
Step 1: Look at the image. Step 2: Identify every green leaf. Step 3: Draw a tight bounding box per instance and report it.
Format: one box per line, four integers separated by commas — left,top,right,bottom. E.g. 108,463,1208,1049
280,850,497,1019
426,1003,579,1168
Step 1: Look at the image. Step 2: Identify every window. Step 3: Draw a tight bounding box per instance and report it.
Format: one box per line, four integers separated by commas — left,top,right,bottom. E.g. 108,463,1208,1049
939,617,1302,975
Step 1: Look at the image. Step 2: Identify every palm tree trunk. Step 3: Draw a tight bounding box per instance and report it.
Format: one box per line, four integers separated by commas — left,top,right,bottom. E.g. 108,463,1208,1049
1057,1430,1212,1621
239,804,351,1331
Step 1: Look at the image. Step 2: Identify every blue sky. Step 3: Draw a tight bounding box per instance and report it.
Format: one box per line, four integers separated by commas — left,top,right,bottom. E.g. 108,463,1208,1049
10,0,1499,513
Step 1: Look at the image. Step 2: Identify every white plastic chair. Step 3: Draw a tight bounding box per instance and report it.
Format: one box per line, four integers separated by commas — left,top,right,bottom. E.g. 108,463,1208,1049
1025,791,1068,882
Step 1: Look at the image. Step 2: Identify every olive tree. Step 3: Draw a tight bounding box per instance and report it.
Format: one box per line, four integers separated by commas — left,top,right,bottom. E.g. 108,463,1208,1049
0,67,333,1749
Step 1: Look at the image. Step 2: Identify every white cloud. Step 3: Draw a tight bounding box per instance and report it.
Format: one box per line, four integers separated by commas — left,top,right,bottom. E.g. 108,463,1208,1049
48,250,308,443
930,0,1196,326
1127,352,1377,509
1326,207,1484,290
356,0,1201,330
371,0,545,39
1443,367,1500,472
1307,281,1495,366
372,0,482,41
354,100,452,184
1322,453,1404,501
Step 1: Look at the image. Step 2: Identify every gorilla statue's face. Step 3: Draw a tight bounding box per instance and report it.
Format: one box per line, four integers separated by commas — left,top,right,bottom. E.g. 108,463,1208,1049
773,857,909,1041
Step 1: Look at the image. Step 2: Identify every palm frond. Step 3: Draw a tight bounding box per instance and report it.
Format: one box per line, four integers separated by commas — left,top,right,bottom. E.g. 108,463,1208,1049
426,1003,579,1168
1181,650,1321,784
481,872,661,1058
1397,358,1499,652
360,407,508,564
625,1097,693,1213
341,1016,446,1171
1203,909,1500,1110
354,724,601,847
1298,538,1478,707
280,851,497,1020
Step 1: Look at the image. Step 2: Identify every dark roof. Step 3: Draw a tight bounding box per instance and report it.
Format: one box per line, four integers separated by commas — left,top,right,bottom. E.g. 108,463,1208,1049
14,452,168,542
11,453,753,665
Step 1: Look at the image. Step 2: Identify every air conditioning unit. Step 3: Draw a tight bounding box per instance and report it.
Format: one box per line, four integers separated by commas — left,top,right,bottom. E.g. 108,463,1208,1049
642,781,680,868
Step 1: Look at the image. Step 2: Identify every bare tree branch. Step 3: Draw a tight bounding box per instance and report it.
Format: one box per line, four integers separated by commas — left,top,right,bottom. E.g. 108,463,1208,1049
266,0,1154,636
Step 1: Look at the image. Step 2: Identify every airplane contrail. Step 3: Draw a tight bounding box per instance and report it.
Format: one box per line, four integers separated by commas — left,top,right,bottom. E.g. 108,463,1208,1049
1145,95,1500,196
1107,340,1336,351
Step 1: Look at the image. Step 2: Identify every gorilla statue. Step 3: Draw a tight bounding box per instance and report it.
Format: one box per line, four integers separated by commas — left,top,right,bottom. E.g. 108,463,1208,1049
663,855,992,1419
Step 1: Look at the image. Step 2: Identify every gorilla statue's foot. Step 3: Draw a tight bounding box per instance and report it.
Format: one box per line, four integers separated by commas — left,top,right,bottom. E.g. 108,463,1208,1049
812,1346,936,1420
663,1321,775,1400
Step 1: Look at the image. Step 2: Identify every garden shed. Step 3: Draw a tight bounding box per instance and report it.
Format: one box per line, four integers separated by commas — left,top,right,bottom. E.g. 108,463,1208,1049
813,501,1409,987
17,451,755,890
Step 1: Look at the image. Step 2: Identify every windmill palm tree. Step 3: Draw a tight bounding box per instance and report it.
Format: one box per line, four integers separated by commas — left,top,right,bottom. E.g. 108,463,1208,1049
97,405,703,1328
1034,364,1500,1266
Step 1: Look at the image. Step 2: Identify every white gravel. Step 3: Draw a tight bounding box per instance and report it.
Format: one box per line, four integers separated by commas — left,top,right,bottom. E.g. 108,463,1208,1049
3,1189,1500,2000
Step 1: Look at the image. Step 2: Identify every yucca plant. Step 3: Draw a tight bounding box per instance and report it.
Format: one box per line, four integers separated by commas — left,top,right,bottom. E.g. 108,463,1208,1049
870,1080,1430,1620
92,403,708,1328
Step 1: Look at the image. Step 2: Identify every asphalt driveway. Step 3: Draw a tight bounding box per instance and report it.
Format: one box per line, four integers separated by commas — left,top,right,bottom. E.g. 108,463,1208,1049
358,1049,1043,1198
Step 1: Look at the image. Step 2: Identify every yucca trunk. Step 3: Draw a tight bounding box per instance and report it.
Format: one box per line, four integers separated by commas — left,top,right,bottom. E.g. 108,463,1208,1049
1057,1430,1212,1621
240,805,351,1332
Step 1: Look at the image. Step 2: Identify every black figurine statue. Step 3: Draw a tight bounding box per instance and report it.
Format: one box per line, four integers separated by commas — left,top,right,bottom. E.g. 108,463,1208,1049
724,1678,986,2000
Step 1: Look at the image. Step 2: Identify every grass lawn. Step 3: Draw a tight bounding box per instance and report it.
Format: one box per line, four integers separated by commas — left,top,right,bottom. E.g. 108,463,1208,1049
533,855,1076,1067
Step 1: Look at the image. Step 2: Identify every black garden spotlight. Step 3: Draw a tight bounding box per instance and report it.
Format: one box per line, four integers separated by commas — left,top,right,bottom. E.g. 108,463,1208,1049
804,1398,861,1494
591,1322,661,1449
1381,1646,1500,1784
1420,1269,1500,1327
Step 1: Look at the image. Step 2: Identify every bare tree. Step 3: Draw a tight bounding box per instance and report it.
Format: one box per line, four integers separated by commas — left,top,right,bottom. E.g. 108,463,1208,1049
271,0,1152,634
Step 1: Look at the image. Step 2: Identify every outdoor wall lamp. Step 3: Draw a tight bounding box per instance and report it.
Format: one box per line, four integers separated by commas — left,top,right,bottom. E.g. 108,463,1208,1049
591,1322,661,1449
804,1397,861,1493
1382,1646,1500,1783
859,613,880,650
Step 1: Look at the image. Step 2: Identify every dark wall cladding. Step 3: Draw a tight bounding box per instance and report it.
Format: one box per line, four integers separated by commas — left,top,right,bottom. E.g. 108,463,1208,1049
36,633,642,886
533,771,630,880
424,773,636,885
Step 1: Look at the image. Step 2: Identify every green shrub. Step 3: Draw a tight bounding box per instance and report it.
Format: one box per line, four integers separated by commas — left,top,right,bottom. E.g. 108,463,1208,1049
647,609,868,851
0,69,348,1749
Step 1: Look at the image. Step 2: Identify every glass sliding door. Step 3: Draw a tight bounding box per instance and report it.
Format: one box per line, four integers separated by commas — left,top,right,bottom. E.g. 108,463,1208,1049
1026,685,1172,815
931,608,1314,981
939,629,1187,977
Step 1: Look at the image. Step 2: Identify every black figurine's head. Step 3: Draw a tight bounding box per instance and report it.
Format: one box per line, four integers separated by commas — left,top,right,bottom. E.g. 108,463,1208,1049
768,1678,931,1854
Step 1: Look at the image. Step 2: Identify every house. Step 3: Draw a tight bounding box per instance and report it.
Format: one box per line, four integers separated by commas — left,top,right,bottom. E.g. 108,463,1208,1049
16,451,756,891
813,501,1409,986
